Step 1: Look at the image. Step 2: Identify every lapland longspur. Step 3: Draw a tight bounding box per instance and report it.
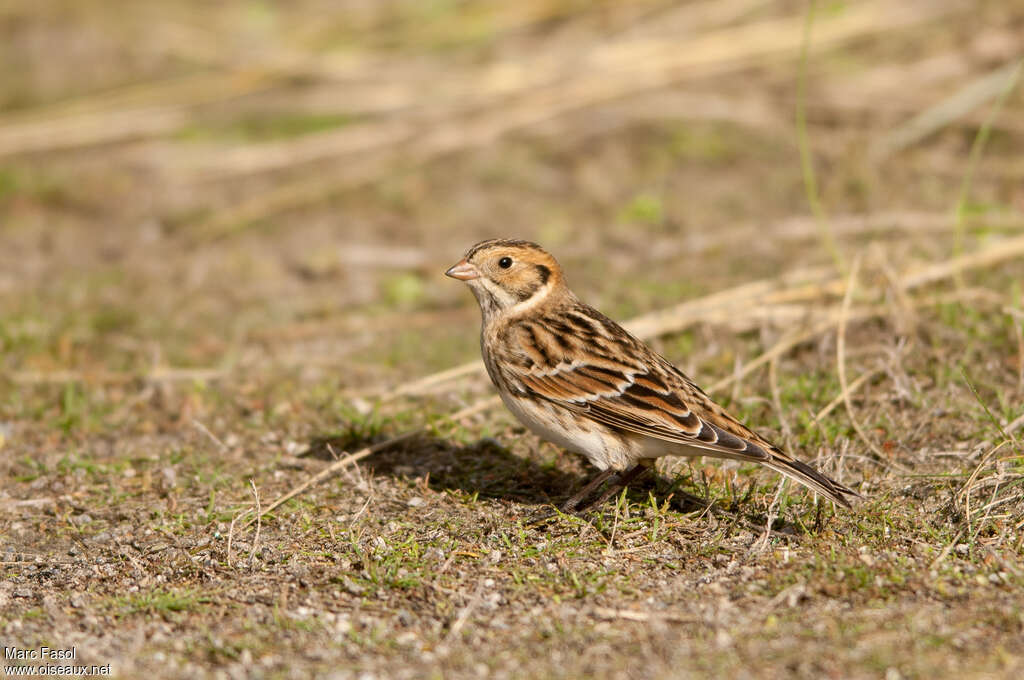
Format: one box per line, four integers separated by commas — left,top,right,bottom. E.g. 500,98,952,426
446,239,858,512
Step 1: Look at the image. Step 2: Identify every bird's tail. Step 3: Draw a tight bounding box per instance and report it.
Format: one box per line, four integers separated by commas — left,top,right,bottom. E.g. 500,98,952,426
763,450,860,508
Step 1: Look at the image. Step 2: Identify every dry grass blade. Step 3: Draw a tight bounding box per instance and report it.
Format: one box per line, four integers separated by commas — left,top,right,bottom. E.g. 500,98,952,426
245,399,500,526
9,367,227,386
957,440,1010,509
872,58,1024,160
381,361,486,401
591,607,696,624
248,480,262,568
0,68,295,157
708,315,842,395
750,478,788,554
181,0,956,238
810,368,882,427
244,432,418,528
899,233,1024,290
836,256,900,470
443,580,487,644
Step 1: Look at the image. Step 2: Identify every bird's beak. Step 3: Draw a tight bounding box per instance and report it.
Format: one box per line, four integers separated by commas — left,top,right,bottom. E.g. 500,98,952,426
445,259,479,281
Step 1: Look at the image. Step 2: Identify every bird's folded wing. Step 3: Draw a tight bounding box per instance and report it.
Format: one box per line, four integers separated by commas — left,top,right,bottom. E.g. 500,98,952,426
514,360,772,462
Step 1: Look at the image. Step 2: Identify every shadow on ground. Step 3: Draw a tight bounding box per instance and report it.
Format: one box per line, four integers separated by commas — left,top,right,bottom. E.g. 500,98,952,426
301,431,798,530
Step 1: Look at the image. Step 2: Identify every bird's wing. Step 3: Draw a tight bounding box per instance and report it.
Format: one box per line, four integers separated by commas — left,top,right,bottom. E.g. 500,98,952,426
500,311,858,507
504,318,773,462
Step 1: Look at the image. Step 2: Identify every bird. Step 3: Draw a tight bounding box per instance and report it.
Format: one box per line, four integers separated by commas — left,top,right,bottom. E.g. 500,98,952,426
445,238,859,514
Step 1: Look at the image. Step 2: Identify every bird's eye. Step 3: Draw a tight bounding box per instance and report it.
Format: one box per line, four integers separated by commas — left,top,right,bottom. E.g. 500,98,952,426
498,256,513,269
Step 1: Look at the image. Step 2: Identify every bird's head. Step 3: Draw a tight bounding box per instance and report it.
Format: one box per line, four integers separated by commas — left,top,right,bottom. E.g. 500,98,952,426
446,239,565,319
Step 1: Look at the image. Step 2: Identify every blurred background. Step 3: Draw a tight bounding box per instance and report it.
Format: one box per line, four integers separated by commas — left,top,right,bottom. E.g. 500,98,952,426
3,4,1024,677
1,0,1022,393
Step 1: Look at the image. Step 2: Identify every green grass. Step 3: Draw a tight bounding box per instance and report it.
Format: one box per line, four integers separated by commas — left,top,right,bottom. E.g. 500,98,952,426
175,112,355,142
112,589,211,619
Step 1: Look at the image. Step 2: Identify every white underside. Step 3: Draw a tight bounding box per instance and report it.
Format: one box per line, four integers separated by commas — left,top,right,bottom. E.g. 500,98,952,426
498,391,703,471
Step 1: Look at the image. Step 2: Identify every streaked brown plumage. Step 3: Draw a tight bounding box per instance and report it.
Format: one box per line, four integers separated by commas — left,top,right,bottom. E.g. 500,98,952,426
446,238,858,510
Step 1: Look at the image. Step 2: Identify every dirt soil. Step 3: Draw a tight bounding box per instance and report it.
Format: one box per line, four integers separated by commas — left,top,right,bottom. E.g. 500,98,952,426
2,1,1024,679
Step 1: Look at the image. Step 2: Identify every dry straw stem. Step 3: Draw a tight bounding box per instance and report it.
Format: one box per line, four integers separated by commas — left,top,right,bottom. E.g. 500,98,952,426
381,361,485,401
181,1,954,240
958,440,1011,515
871,58,1024,161
835,256,896,469
8,366,227,386
809,368,882,427
193,0,946,181
246,399,496,525
0,69,294,157
951,57,1024,277
243,431,417,528
591,607,696,624
899,232,1024,290
750,477,789,555
248,479,262,567
443,580,487,644
751,211,1024,243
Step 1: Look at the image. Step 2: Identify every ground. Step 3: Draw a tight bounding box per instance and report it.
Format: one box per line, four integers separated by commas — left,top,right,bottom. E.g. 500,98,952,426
2,1,1024,679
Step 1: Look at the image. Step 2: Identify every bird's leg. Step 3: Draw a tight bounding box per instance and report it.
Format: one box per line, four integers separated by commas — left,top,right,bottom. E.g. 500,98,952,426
525,469,617,526
577,464,648,514
559,469,618,513
526,466,650,525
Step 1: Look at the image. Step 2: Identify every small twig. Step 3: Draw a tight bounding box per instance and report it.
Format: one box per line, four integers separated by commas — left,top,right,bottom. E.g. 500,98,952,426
899,233,1024,291
380,361,485,401
9,366,227,385
249,479,262,567
349,496,373,526
709,315,845,394
325,443,342,461
245,431,418,528
930,528,966,571
445,397,503,423
751,477,788,554
957,440,1010,512
192,419,228,453
444,580,486,643
591,607,696,624
1004,411,1024,437
226,508,240,569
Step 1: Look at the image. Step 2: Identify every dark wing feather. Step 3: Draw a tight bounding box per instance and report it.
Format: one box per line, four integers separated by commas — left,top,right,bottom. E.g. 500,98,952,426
517,356,772,462
506,316,772,462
